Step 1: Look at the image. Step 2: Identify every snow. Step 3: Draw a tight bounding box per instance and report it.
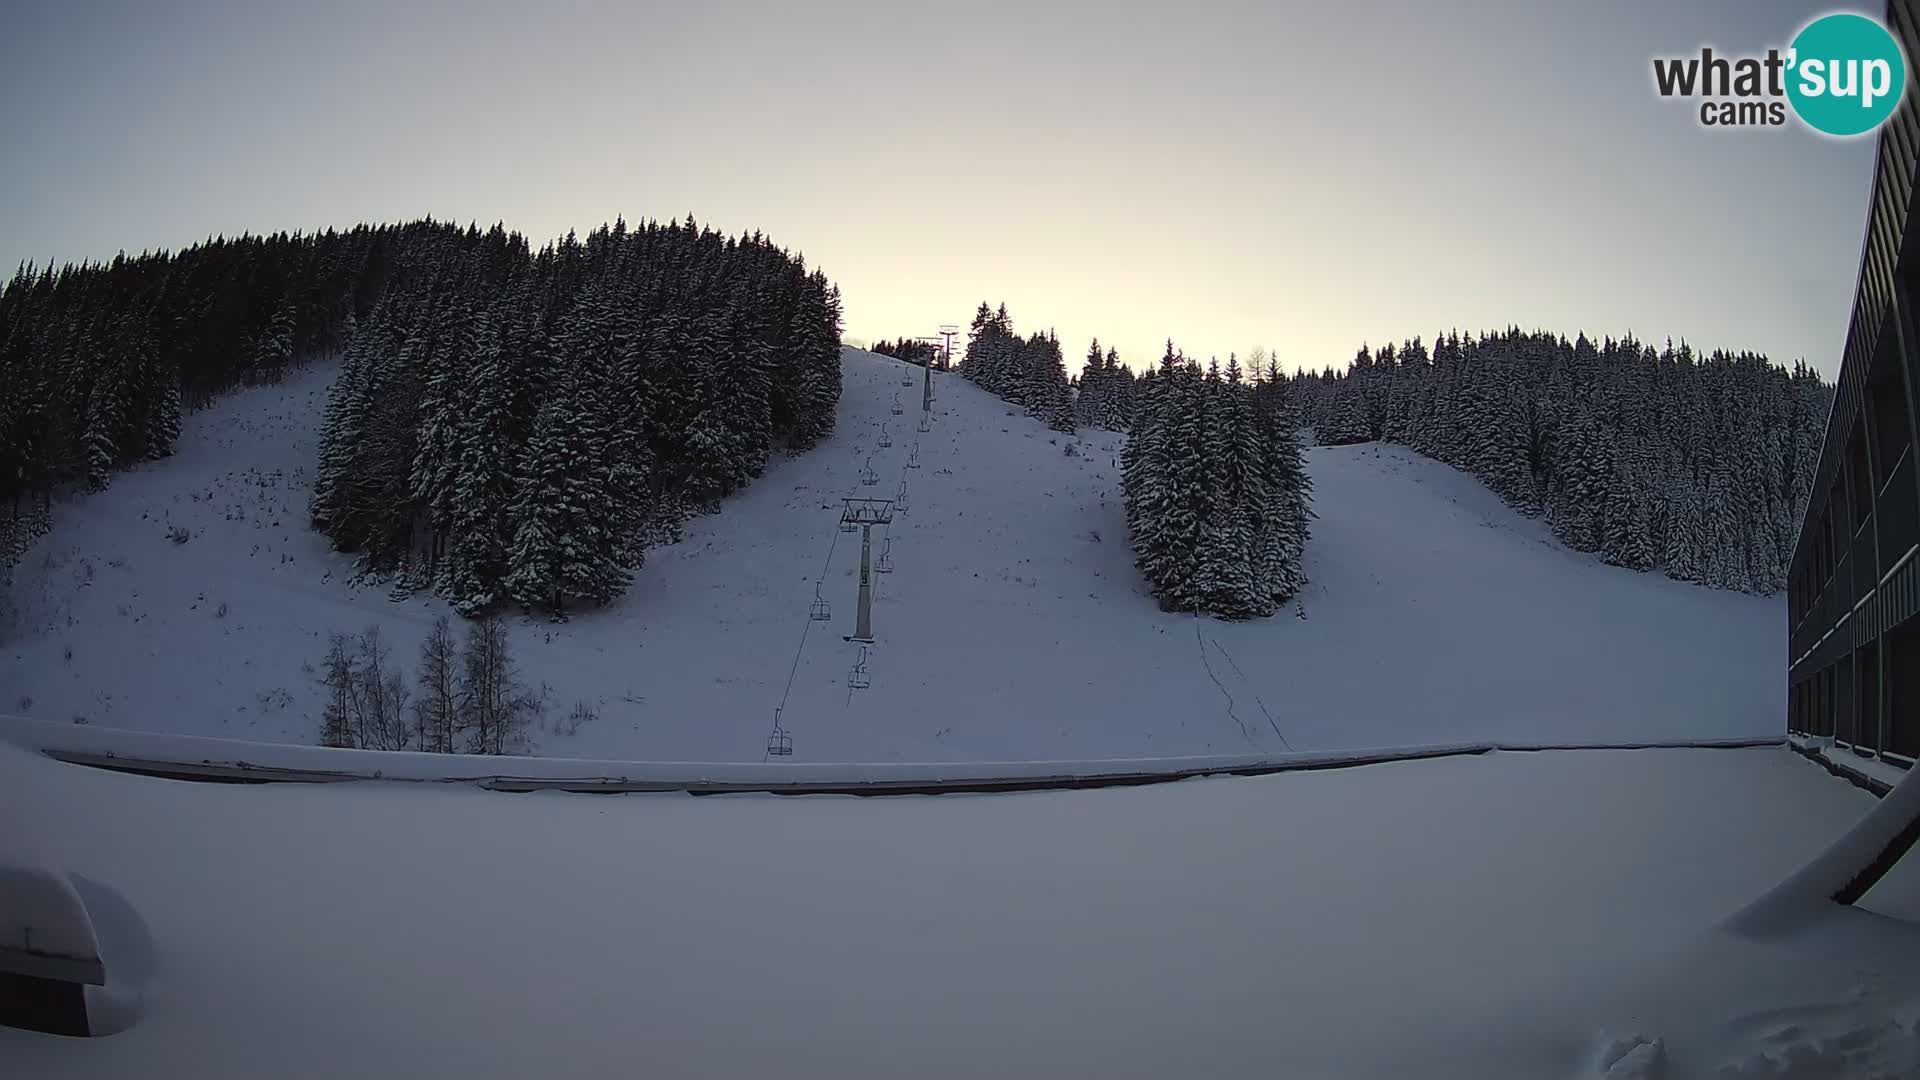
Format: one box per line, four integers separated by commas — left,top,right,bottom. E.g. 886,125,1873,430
0,867,99,980
0,712,1780,790
0,348,1783,764
1732,756,1920,936
1793,735,1912,794
4,741,1917,1077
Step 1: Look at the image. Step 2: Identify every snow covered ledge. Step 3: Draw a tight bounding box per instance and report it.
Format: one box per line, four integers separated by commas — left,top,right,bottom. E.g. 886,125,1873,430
0,714,1785,794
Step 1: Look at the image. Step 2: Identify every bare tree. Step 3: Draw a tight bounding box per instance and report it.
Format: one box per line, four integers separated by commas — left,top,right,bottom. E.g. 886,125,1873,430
319,632,356,748
414,615,460,753
459,614,534,755
352,625,412,751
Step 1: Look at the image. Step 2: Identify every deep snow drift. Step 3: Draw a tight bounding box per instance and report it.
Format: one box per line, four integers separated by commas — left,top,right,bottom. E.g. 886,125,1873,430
4,742,1917,1078
0,348,1782,762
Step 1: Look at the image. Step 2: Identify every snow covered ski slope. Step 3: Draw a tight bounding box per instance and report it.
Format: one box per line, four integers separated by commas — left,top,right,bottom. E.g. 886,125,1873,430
0,348,1783,763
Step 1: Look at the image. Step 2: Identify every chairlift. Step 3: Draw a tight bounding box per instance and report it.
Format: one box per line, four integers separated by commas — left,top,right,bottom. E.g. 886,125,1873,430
767,709,794,757
860,456,879,486
917,414,931,433
894,482,910,515
877,536,894,574
907,443,921,469
878,423,892,448
892,393,905,416
847,646,872,690
809,584,831,621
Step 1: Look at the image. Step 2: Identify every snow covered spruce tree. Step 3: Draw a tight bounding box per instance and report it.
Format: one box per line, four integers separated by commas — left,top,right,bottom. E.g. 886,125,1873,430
959,302,1075,431
0,217,841,612
1122,343,1311,618
1072,339,1137,431
1295,328,1831,595
302,217,842,619
2,222,398,569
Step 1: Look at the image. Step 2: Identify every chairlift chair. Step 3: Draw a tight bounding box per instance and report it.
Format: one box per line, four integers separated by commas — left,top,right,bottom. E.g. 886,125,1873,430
878,424,892,448
847,647,872,690
860,456,879,486
894,481,910,514
767,709,794,757
809,585,831,621
892,394,905,416
877,536,894,574
907,443,921,469
917,414,931,433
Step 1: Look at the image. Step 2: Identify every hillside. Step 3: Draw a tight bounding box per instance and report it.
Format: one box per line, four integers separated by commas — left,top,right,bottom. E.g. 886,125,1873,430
0,348,1783,763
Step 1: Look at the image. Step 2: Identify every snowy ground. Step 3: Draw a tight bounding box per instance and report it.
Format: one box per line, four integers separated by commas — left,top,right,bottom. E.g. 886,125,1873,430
0,348,1783,763
5,742,1919,1077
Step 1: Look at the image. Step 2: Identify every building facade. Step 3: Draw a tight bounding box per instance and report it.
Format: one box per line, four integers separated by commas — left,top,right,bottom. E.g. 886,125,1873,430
1786,0,1920,763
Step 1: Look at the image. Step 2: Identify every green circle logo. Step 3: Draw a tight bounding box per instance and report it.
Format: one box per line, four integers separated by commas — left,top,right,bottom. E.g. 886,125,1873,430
1787,13,1907,136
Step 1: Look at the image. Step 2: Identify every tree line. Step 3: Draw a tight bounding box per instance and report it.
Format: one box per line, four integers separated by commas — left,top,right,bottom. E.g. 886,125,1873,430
957,302,1074,431
1124,346,1312,618
1288,330,1831,594
0,223,405,565
319,614,562,755
1072,338,1139,431
869,337,946,367
308,216,844,617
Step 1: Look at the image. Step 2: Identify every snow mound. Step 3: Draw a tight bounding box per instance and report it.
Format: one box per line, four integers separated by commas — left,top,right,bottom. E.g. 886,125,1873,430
0,349,1782,763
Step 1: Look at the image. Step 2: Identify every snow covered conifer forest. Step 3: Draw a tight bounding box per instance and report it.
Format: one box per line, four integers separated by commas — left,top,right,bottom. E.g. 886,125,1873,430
1122,344,1312,618
957,302,1076,432
1290,330,1833,594
866,338,940,366
0,217,845,618
1072,338,1139,432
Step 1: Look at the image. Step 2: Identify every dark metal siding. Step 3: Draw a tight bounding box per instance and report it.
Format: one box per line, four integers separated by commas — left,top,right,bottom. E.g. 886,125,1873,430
1788,0,1920,767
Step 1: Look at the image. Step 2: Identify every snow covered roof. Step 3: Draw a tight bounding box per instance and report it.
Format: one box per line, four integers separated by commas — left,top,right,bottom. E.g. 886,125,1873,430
7,741,1920,1077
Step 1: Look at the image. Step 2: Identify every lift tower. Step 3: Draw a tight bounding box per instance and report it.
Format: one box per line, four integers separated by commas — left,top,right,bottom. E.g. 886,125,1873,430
839,498,894,643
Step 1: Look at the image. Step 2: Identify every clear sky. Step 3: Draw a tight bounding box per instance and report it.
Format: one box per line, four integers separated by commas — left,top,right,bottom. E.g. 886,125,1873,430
0,0,1880,377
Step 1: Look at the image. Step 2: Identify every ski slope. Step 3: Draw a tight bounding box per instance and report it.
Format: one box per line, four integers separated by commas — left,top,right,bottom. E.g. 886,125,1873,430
0,348,1783,762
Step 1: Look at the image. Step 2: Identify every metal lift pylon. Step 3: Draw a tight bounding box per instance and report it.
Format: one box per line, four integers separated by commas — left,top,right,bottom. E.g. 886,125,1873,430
839,498,894,643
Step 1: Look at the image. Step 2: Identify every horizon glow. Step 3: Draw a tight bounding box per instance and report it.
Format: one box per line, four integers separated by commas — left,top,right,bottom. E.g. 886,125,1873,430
0,0,1877,378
